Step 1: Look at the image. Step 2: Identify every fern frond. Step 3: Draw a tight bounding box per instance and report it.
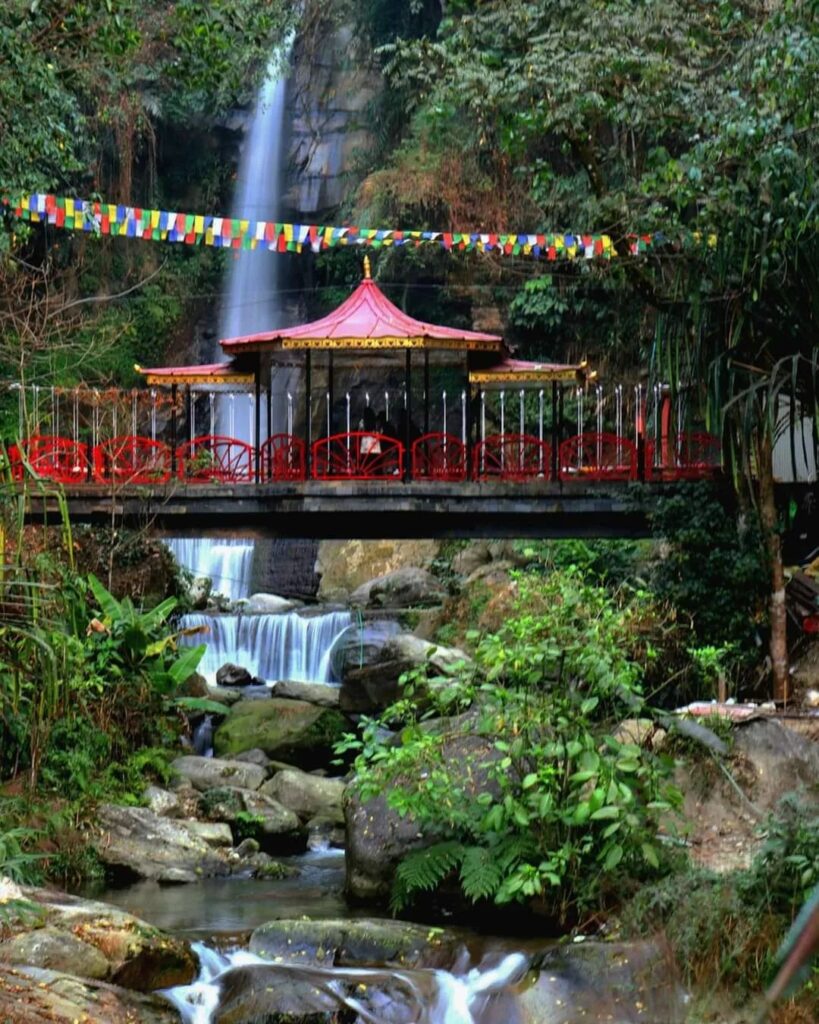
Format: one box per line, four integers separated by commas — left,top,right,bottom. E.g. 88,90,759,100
390,840,465,913
494,832,538,873
460,846,503,903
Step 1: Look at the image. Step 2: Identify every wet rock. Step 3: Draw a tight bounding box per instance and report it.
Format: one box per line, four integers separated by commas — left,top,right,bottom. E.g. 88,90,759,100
271,680,341,707
349,567,447,610
233,748,273,769
216,663,256,687
213,698,349,769
203,684,244,706
339,633,470,714
328,620,402,680
93,804,231,883
179,671,209,697
240,792,301,837
234,838,260,858
171,754,267,792
249,917,464,968
188,576,212,610
315,540,440,603
306,817,345,850
213,963,344,1024
143,785,182,818
244,854,298,880
178,821,234,847
0,964,179,1023
245,593,301,614
0,927,109,979
260,768,345,824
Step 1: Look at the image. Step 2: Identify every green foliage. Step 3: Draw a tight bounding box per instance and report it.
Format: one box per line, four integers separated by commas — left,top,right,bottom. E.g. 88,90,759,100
0,827,46,885
514,539,647,591
233,811,266,844
342,569,683,923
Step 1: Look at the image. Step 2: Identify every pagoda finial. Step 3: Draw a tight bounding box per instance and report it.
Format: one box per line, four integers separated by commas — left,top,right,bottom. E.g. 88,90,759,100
363,255,372,280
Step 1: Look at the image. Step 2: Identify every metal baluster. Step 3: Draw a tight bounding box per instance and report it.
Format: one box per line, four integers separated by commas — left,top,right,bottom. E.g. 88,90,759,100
442,390,447,436
229,394,235,439
576,386,583,469
209,392,215,438
480,390,486,473
538,388,544,475
151,389,157,442
326,391,331,437
461,391,467,446
249,392,255,449
499,390,506,470
385,390,390,423
653,383,661,469
596,384,603,468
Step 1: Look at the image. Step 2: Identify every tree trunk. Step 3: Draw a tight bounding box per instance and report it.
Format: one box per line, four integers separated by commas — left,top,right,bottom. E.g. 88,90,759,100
758,432,789,703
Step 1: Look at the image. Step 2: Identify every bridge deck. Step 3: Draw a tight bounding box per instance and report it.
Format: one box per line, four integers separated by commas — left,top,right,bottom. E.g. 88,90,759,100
22,479,654,539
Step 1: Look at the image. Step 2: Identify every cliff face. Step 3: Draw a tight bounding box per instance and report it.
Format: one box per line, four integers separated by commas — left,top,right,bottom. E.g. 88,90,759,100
284,19,381,221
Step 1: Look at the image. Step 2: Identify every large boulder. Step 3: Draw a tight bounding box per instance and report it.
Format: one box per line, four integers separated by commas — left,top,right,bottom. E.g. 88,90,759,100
270,680,341,707
93,804,232,883
328,620,402,681
315,540,440,603
349,567,447,610
339,633,470,714
248,917,464,969
171,755,267,793
213,699,349,769
0,928,109,979
260,769,345,824
216,663,256,687
244,593,301,614
240,792,302,837
211,964,342,1024
344,721,499,903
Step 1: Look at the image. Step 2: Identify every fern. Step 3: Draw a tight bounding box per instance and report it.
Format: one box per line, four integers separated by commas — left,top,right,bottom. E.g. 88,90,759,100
390,841,465,912
459,846,504,903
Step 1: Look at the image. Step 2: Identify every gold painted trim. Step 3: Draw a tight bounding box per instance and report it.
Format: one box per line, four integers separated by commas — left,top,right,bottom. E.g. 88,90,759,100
469,369,585,384
278,336,502,352
142,373,255,386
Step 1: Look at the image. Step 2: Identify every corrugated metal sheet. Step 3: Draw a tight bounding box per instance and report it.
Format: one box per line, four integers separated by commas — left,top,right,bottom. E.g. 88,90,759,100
773,397,817,483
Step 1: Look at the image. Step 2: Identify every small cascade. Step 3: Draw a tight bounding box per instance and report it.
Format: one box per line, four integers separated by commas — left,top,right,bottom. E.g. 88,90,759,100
163,943,529,1024
166,537,255,601
179,610,352,684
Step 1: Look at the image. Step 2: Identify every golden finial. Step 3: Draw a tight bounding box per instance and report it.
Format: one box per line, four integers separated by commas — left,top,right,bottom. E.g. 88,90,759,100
363,255,372,279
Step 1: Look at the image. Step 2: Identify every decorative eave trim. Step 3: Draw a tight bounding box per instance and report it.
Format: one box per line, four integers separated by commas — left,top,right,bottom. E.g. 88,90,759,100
469,368,585,384
142,372,255,386
277,336,502,352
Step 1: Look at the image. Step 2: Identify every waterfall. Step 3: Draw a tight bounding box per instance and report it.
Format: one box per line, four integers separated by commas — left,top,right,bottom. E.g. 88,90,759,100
165,537,254,602
179,610,352,684
163,942,529,1024
218,43,295,439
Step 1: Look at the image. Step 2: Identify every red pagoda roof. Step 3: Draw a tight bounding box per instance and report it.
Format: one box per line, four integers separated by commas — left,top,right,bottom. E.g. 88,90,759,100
221,265,503,354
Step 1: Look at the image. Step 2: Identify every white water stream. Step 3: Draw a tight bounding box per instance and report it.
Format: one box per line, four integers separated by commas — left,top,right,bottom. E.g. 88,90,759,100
166,537,255,602
163,943,529,1024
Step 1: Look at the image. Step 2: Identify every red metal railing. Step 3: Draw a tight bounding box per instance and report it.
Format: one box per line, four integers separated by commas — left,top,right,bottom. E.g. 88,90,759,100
176,435,254,482
646,432,721,480
22,435,89,483
558,432,638,482
473,434,551,481
411,433,467,482
311,431,404,480
93,435,172,484
260,433,306,481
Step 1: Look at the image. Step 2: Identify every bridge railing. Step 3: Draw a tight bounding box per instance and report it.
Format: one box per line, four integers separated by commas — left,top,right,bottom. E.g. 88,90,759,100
21,436,90,484
411,433,468,482
260,434,306,482
176,435,254,483
558,432,638,482
312,432,404,480
646,432,721,480
93,436,173,484
473,434,552,481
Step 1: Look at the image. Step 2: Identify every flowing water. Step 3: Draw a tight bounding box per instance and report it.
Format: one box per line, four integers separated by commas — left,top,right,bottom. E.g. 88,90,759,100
178,609,352,683
166,537,255,602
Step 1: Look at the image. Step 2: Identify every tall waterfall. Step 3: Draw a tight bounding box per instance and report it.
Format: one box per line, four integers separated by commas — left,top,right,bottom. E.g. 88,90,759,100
165,538,254,602
179,610,352,684
218,44,293,439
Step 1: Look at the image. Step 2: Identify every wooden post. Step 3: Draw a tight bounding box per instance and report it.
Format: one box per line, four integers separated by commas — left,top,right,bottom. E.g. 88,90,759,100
170,383,178,476
404,348,412,481
423,349,430,436
254,358,262,483
305,349,313,479
465,384,473,480
551,381,559,482
265,359,272,481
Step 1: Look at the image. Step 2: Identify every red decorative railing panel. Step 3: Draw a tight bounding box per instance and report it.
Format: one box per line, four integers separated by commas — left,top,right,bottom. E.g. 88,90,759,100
473,434,551,481
646,432,721,480
24,436,89,483
260,434,306,482
93,436,172,484
411,433,467,482
177,435,254,482
311,432,404,480
558,433,637,482
4,444,23,481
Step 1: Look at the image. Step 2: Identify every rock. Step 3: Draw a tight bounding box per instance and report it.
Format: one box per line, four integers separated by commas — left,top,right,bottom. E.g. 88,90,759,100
11,885,196,991
240,792,301,837
349,567,447,610
339,633,470,714
328,620,402,681
188,576,211,610
517,940,687,1024
315,540,440,603
244,854,298,880
213,699,349,769
260,768,345,823
179,671,209,698
216,663,256,687
451,540,491,577
271,680,341,707
232,747,272,769
0,927,109,979
613,719,667,751
143,785,182,818
306,817,345,850
204,684,244,706
178,821,234,847
248,917,464,968
344,721,499,902
0,964,179,1023
171,755,267,792
197,787,248,823
234,838,260,858
0,877,24,901
245,593,300,614
93,804,231,883
212,964,340,1024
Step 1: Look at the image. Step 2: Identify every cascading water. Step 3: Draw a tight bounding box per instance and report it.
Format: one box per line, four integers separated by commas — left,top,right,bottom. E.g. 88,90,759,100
163,943,530,1024
165,537,254,602
179,610,352,684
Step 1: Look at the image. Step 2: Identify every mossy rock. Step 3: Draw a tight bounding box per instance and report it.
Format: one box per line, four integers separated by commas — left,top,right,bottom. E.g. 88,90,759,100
213,700,349,769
